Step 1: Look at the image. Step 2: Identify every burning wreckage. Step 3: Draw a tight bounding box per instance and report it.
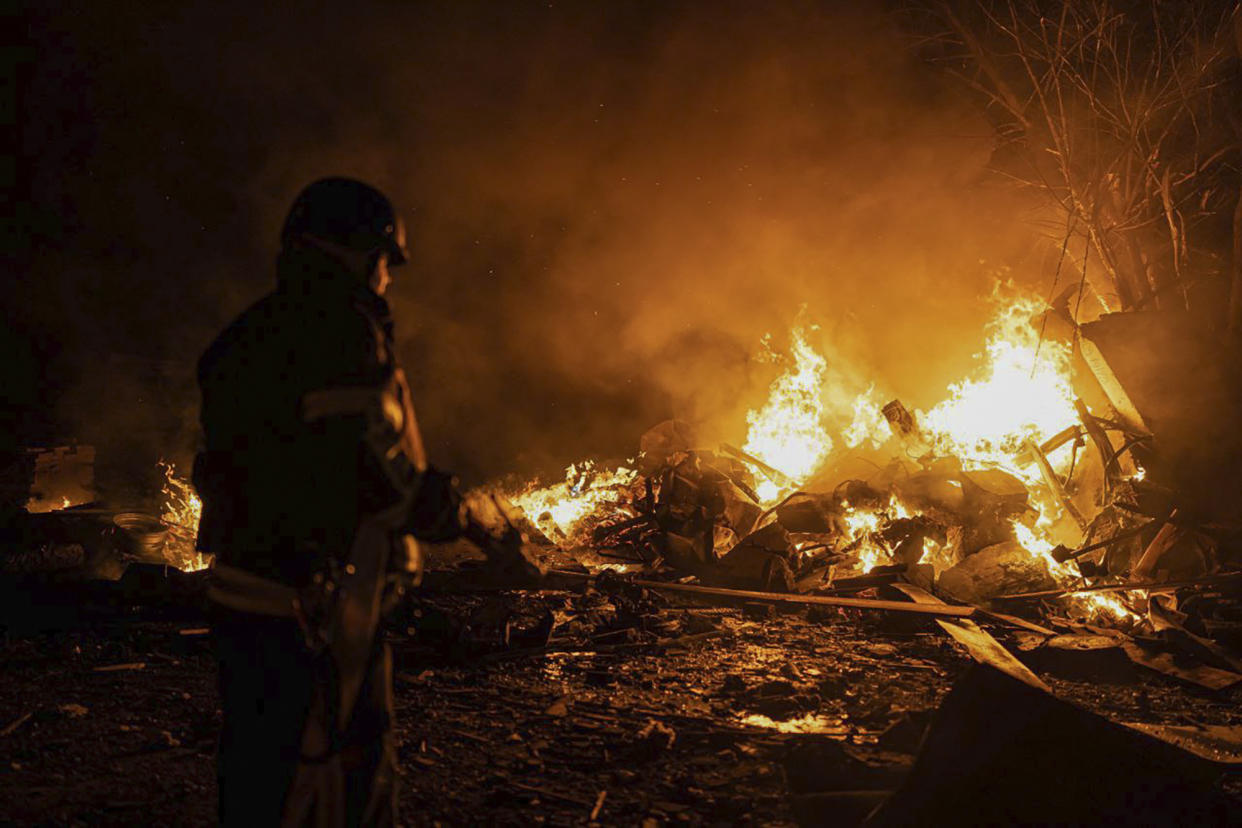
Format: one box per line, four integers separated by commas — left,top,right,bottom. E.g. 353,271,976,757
4,290,1242,823
502,292,1240,648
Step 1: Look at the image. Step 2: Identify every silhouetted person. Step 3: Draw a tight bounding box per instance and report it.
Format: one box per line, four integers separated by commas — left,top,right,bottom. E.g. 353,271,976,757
195,178,459,826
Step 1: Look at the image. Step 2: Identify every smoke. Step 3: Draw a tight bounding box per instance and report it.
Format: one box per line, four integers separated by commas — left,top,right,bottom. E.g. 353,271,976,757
19,0,1047,487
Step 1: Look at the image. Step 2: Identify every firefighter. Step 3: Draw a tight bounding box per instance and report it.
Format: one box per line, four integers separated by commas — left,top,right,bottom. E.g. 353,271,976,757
194,177,521,826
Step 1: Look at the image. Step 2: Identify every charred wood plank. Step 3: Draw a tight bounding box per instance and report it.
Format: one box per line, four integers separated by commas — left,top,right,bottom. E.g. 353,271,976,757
974,609,1056,636
1050,516,1164,563
1036,424,1084,456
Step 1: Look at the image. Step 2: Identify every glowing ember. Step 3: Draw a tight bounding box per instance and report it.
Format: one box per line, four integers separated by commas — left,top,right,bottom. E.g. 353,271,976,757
741,326,833,502
158,460,208,572
841,500,888,572
740,713,848,735
919,536,956,572
508,462,638,542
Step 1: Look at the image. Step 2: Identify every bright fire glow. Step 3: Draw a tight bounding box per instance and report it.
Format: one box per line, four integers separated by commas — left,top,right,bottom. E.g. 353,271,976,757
158,460,208,572
741,326,833,503
842,385,891,450
917,293,1078,486
842,499,888,572
738,287,1133,621
1011,521,1134,622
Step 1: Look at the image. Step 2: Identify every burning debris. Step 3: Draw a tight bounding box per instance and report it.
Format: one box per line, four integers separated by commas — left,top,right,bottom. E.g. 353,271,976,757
494,287,1242,688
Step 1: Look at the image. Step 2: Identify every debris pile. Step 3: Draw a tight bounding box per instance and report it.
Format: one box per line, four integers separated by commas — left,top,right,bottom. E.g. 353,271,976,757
496,293,1242,693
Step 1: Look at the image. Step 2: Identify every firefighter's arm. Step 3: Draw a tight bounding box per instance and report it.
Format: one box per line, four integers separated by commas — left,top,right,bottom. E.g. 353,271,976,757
404,472,544,583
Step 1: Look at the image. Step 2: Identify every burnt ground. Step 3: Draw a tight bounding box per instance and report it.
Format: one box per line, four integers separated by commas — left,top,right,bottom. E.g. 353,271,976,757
2,581,1242,827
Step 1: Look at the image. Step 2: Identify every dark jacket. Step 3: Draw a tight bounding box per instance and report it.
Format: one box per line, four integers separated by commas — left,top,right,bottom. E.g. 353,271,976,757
194,247,413,585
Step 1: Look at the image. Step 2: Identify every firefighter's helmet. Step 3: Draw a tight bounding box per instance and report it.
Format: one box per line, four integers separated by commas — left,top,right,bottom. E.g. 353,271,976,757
281,177,408,266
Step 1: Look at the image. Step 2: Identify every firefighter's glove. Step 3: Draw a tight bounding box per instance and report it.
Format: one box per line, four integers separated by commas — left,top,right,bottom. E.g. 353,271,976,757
487,526,545,586
462,520,545,588
405,466,466,543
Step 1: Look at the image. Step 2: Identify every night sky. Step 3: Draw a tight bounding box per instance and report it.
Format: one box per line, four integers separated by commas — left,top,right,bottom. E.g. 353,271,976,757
12,1,1045,485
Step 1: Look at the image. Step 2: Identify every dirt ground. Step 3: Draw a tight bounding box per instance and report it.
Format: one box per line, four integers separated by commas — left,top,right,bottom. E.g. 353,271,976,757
3,579,1241,827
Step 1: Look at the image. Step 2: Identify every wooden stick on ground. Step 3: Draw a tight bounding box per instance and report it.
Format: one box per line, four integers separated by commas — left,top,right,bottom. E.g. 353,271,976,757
629,579,976,618
993,571,1242,602
1,712,33,737
888,582,1050,692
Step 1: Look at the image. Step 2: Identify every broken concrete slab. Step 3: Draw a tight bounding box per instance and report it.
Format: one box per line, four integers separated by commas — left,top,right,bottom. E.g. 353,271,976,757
936,540,1058,606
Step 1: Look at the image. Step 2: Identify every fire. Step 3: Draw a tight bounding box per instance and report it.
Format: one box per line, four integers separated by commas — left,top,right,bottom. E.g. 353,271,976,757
841,499,891,572
842,386,891,450
738,287,1135,621
507,462,638,542
917,291,1078,486
500,283,1137,623
741,326,833,502
158,460,208,572
1012,522,1134,622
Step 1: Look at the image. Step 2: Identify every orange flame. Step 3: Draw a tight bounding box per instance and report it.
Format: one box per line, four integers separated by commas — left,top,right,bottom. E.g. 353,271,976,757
507,462,638,543
918,291,1078,486
736,286,1134,621
741,326,833,503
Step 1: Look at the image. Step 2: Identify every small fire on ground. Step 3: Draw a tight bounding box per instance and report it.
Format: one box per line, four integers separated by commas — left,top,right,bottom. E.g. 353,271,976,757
158,460,208,572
